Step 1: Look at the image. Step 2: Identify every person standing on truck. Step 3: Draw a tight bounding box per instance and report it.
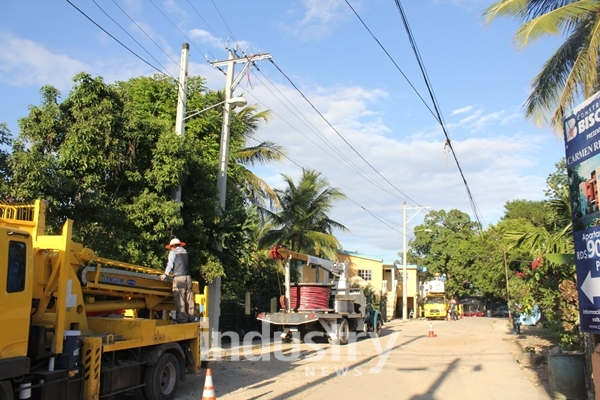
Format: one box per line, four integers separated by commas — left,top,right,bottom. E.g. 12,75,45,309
160,238,196,323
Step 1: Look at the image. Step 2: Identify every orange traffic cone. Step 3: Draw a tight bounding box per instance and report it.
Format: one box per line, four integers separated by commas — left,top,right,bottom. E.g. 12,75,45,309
427,323,436,338
201,368,216,400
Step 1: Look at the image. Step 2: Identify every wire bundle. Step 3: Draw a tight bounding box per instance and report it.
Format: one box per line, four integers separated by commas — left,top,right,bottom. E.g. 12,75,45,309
290,284,331,311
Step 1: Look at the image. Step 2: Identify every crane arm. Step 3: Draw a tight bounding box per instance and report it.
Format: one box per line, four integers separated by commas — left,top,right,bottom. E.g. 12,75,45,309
270,246,342,276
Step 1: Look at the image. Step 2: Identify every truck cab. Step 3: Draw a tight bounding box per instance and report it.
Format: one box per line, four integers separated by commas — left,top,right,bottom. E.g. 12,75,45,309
423,294,448,320
0,218,33,399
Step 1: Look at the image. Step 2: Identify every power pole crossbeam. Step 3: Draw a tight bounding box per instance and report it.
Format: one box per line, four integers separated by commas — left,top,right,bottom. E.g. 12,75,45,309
208,53,272,68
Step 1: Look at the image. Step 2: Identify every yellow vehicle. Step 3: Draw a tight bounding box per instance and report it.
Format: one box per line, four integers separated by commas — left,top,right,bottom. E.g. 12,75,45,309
0,200,208,400
423,294,449,320
420,277,449,320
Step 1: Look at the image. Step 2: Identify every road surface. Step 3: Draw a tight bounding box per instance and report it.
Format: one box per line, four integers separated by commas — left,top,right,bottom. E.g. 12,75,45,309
167,317,552,400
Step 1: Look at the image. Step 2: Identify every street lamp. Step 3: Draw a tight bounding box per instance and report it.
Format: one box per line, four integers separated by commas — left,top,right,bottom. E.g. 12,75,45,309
184,96,247,121
173,95,247,203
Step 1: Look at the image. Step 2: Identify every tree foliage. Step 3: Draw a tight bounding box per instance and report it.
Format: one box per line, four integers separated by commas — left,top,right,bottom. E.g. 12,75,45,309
4,73,279,299
259,169,349,260
501,199,550,228
483,0,600,133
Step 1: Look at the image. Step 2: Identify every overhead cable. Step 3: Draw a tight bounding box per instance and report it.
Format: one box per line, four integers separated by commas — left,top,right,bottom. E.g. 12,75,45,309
269,59,421,206
394,0,485,229
66,0,165,76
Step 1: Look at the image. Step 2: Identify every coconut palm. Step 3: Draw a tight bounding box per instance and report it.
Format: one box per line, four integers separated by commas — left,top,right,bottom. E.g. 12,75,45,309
505,185,573,259
482,0,600,133
203,92,284,209
259,169,349,260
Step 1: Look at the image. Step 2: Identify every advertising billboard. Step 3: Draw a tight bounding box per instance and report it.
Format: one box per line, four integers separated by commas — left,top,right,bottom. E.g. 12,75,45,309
564,91,600,333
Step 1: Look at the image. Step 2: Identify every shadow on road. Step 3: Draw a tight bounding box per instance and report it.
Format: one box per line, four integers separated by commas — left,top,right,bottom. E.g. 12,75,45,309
207,326,425,399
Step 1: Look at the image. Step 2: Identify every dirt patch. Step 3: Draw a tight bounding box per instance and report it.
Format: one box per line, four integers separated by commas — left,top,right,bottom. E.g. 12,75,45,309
501,321,556,394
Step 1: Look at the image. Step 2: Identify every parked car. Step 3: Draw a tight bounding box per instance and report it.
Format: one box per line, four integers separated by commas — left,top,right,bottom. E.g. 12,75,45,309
490,304,509,317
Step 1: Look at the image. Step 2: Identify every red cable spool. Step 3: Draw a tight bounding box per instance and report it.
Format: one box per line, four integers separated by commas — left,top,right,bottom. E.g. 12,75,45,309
289,283,333,311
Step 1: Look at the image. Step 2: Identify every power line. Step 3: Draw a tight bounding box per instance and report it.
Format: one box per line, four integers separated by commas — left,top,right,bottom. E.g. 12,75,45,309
249,135,405,235
91,0,171,76
66,0,165,75
184,0,227,49
269,59,421,206
210,0,242,50
393,0,485,229
343,0,440,124
112,0,182,71
343,0,484,229
247,70,404,201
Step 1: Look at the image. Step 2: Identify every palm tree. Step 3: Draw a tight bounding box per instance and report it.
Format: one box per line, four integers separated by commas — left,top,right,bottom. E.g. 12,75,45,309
259,169,349,260
482,0,600,133
505,185,573,261
206,92,285,209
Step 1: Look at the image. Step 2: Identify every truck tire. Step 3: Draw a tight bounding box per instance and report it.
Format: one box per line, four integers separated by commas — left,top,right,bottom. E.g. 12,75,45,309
375,318,382,337
337,319,350,345
143,352,180,400
132,385,147,400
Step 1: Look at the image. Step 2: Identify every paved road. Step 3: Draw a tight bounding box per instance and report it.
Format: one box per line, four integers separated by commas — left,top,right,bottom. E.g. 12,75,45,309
169,317,552,400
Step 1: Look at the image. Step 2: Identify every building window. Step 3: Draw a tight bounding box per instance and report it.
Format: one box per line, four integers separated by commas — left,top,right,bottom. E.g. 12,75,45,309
7,241,26,293
357,269,372,281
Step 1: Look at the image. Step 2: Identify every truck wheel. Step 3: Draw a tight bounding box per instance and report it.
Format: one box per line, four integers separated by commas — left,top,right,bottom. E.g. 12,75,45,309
143,352,180,400
132,385,147,400
337,319,350,345
375,318,383,337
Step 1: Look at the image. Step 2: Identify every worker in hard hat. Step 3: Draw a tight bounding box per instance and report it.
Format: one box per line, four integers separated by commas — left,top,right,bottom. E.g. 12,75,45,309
161,238,196,323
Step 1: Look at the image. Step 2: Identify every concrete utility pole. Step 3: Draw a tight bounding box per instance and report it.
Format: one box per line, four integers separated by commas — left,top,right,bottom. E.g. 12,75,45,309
173,43,190,203
402,202,430,321
208,48,271,344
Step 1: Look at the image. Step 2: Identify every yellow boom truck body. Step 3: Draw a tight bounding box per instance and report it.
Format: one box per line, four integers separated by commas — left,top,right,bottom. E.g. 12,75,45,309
0,200,208,400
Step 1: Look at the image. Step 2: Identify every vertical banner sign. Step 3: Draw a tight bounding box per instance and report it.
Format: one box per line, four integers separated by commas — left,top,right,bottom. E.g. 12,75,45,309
564,91,600,333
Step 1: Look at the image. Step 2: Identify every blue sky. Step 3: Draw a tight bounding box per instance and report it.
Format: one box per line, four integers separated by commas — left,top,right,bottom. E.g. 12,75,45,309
0,0,567,262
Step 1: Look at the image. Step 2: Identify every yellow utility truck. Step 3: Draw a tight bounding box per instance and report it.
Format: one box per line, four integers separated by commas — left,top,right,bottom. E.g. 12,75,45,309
421,277,448,320
0,200,208,400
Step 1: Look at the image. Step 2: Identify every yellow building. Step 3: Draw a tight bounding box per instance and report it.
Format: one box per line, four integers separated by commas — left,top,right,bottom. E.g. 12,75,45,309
383,262,420,319
338,251,384,290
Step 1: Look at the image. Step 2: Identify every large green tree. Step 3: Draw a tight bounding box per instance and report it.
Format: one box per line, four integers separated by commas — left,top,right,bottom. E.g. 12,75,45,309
6,73,280,297
259,169,349,260
410,209,479,297
501,199,550,228
483,0,600,133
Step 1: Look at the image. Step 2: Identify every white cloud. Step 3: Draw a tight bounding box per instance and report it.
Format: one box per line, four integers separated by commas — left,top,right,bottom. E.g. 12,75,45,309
450,105,473,115
0,31,89,89
243,77,551,260
283,0,352,40
189,29,223,49
0,30,165,95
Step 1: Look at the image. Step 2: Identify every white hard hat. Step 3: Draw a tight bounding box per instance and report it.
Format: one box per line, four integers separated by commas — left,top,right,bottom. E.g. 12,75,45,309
165,238,186,249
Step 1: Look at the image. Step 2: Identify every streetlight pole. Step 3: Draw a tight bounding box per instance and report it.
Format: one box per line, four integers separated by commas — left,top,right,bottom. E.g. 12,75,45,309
402,201,408,321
